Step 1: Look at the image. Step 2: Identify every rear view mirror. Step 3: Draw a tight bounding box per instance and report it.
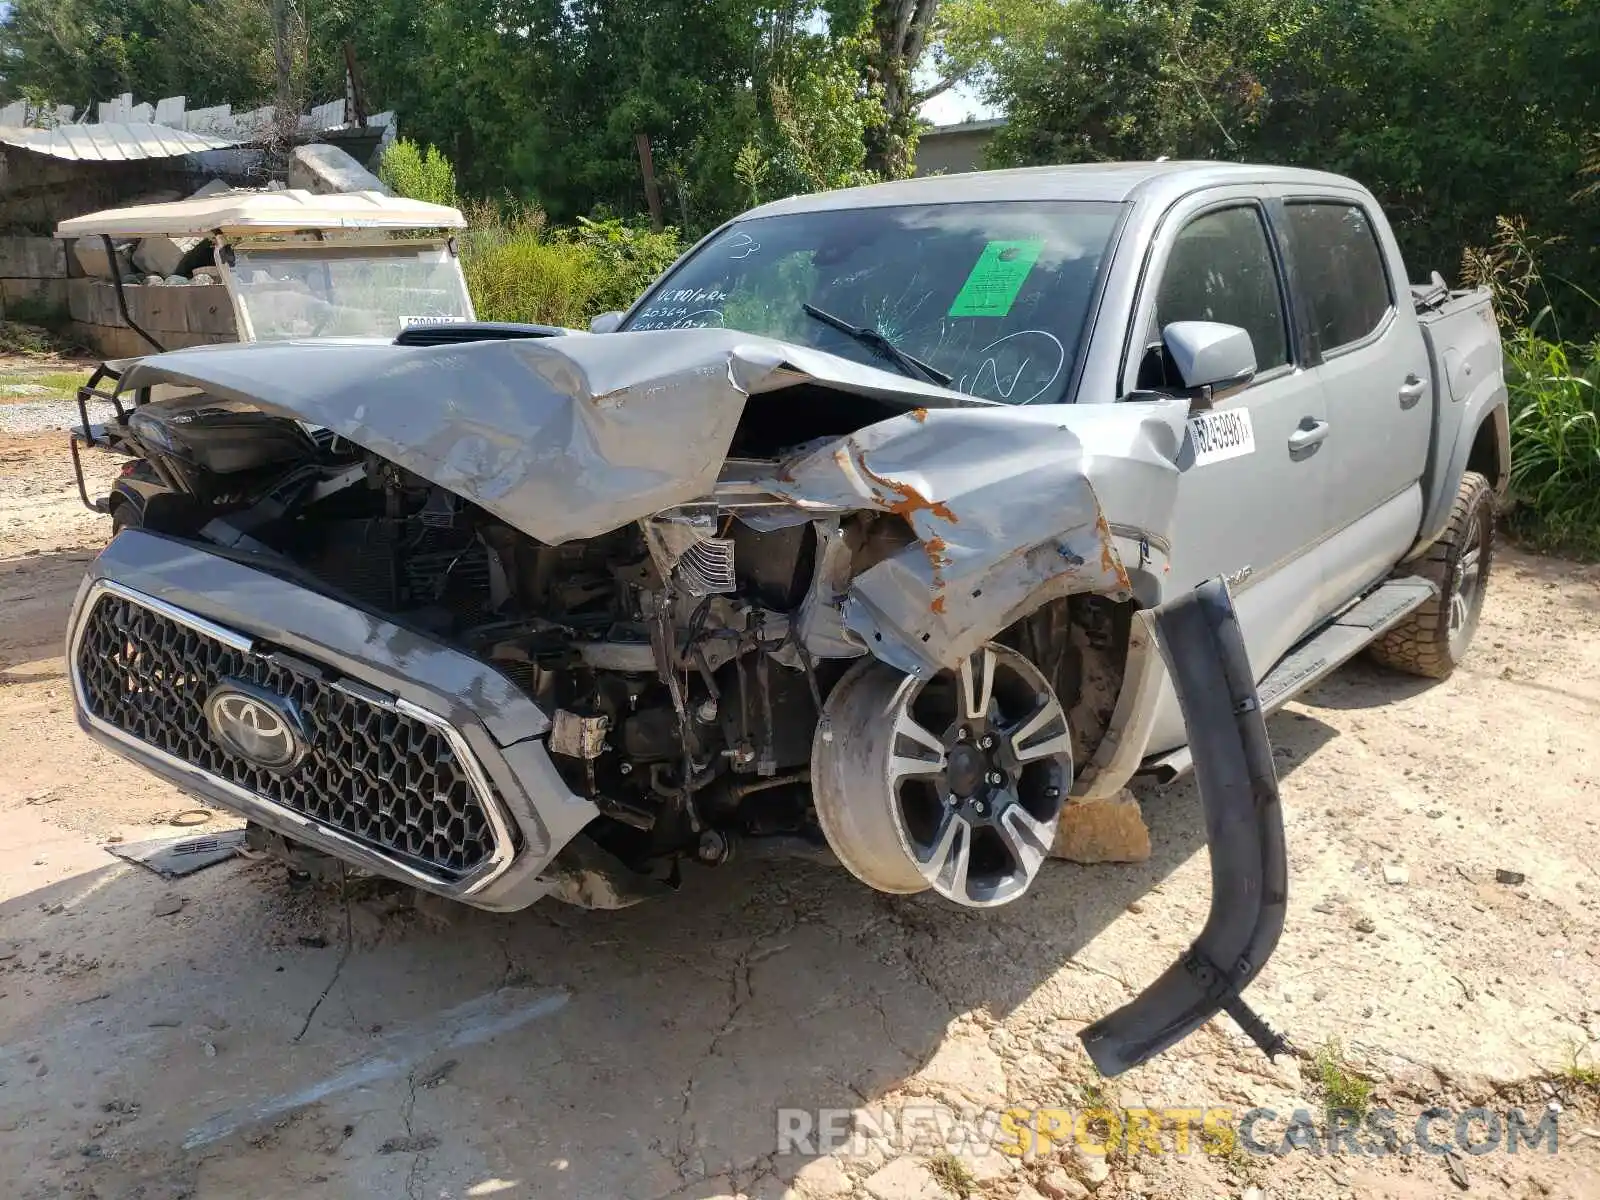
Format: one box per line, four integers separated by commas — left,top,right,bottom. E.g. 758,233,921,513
589,311,623,334
1163,321,1256,404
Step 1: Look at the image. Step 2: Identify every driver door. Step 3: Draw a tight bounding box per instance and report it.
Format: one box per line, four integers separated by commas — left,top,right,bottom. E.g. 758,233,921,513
1129,191,1335,753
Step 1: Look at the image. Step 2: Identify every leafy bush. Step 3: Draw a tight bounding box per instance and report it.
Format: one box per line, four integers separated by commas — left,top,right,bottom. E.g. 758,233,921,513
459,206,682,328
378,138,458,207
555,216,682,316
1465,218,1600,557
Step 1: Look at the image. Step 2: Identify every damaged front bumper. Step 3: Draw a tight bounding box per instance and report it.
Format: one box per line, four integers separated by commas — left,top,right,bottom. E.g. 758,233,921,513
65,529,599,911
67,536,1290,1071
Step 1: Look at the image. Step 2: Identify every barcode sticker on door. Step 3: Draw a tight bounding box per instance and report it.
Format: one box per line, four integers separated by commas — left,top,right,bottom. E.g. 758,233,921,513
1187,408,1256,466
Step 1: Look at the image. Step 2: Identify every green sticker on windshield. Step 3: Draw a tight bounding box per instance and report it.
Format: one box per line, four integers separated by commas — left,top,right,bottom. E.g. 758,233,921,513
947,239,1044,317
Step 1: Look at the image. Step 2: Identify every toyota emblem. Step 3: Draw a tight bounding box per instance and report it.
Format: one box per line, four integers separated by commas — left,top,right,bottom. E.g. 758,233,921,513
204,684,306,772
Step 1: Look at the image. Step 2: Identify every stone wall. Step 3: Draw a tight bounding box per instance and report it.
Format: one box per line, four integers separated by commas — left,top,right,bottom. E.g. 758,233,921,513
66,280,238,359
0,235,70,322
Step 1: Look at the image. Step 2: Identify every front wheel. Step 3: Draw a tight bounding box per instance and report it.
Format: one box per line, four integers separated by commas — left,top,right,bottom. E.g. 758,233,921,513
1368,470,1494,679
110,501,141,535
810,643,1074,908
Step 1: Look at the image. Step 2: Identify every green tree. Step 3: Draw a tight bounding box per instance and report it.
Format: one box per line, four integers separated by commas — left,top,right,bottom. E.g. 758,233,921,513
0,0,277,109
959,0,1600,327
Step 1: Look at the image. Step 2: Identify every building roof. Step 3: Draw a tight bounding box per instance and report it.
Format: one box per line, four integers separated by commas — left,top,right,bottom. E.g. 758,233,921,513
55,189,468,238
919,118,1009,137
0,122,238,162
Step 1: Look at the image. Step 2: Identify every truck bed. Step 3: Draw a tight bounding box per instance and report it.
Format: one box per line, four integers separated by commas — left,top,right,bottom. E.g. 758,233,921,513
1412,282,1500,409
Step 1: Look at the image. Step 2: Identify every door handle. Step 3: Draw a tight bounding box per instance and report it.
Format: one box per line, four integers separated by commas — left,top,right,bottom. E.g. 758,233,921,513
1398,374,1428,408
1288,418,1329,455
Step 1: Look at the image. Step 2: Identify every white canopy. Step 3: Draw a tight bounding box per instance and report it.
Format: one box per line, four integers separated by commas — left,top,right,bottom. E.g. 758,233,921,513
56,189,467,239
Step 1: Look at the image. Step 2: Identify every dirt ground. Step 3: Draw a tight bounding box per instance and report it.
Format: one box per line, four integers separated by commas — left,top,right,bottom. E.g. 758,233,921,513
2,431,1598,1200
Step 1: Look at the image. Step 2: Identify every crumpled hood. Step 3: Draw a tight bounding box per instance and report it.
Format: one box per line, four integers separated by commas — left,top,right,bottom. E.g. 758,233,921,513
118,329,979,545
119,327,1193,674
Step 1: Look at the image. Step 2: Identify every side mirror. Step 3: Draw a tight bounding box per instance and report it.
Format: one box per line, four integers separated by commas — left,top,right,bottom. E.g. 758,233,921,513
589,311,623,334
1162,321,1256,405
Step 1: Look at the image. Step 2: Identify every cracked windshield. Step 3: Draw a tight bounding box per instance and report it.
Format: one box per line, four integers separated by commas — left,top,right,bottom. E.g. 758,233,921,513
230,244,474,340
622,201,1124,403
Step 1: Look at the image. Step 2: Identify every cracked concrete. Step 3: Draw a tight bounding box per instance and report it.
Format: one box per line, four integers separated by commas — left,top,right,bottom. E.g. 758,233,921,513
2,432,1599,1199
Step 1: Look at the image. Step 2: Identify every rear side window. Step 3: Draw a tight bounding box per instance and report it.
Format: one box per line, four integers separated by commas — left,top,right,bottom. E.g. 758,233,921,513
1285,202,1392,355
1151,206,1290,374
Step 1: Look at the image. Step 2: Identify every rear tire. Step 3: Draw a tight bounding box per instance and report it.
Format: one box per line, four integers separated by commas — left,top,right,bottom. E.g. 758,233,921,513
1367,471,1493,679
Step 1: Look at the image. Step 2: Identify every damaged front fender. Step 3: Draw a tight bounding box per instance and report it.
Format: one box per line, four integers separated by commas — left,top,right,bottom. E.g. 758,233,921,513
756,399,1190,675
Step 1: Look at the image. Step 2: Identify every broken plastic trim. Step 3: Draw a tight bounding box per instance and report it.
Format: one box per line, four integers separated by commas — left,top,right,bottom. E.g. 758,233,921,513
1077,578,1290,1076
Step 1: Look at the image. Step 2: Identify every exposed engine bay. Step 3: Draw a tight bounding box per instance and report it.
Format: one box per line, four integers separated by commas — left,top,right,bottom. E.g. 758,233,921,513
114,388,1141,901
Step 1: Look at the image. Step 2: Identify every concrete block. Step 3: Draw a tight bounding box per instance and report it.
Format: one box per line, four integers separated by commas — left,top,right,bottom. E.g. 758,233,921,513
160,330,235,349
132,236,201,278
183,284,238,337
71,281,126,327
0,277,69,317
0,236,68,279
71,240,133,280
68,280,236,341
124,283,190,333
74,323,155,361
190,178,236,199
287,143,392,196
67,278,97,324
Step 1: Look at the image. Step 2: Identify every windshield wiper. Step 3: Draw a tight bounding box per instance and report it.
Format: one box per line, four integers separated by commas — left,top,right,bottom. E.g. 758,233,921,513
801,303,952,386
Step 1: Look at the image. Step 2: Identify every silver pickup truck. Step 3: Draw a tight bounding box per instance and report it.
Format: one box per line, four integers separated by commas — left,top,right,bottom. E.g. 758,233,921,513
64,162,1506,1072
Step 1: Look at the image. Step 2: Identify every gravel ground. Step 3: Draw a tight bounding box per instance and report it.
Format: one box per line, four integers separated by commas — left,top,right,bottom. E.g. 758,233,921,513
0,356,113,436
1,431,1597,1200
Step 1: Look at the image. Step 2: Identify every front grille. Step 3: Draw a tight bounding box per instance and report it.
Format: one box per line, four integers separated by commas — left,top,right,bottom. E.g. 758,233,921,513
75,591,501,881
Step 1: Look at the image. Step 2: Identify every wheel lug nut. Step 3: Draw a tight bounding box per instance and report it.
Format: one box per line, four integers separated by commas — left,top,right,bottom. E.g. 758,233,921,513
973,800,986,814
978,734,995,750
956,727,970,742
986,770,1004,786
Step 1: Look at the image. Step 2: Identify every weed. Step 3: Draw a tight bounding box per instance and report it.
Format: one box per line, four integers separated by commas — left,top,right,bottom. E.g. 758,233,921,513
1207,1128,1265,1184
1313,1039,1374,1120
1556,1043,1600,1093
1503,328,1600,558
0,320,78,357
35,370,90,394
924,1151,975,1198
1464,218,1600,557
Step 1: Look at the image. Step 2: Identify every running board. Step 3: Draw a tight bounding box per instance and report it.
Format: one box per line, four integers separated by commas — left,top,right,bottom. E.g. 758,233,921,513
1138,576,1436,784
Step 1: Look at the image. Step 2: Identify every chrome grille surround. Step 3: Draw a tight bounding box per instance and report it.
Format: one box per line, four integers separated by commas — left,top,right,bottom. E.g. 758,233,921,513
69,580,516,893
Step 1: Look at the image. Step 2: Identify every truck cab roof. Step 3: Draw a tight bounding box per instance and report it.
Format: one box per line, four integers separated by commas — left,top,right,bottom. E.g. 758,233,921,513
741,161,1371,219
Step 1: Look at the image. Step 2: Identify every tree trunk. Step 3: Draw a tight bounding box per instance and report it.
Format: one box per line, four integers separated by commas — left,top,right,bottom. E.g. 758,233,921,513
864,0,939,179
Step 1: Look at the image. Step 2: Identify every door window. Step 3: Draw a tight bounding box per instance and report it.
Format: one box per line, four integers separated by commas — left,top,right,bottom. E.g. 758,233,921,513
1284,202,1392,355
1137,205,1290,390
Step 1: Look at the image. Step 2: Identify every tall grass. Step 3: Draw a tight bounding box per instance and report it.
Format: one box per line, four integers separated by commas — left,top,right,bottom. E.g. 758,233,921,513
1503,327,1600,556
1464,218,1600,558
457,202,681,329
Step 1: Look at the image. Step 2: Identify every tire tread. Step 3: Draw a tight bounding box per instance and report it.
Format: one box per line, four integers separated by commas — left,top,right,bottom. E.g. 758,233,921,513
1367,471,1492,680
